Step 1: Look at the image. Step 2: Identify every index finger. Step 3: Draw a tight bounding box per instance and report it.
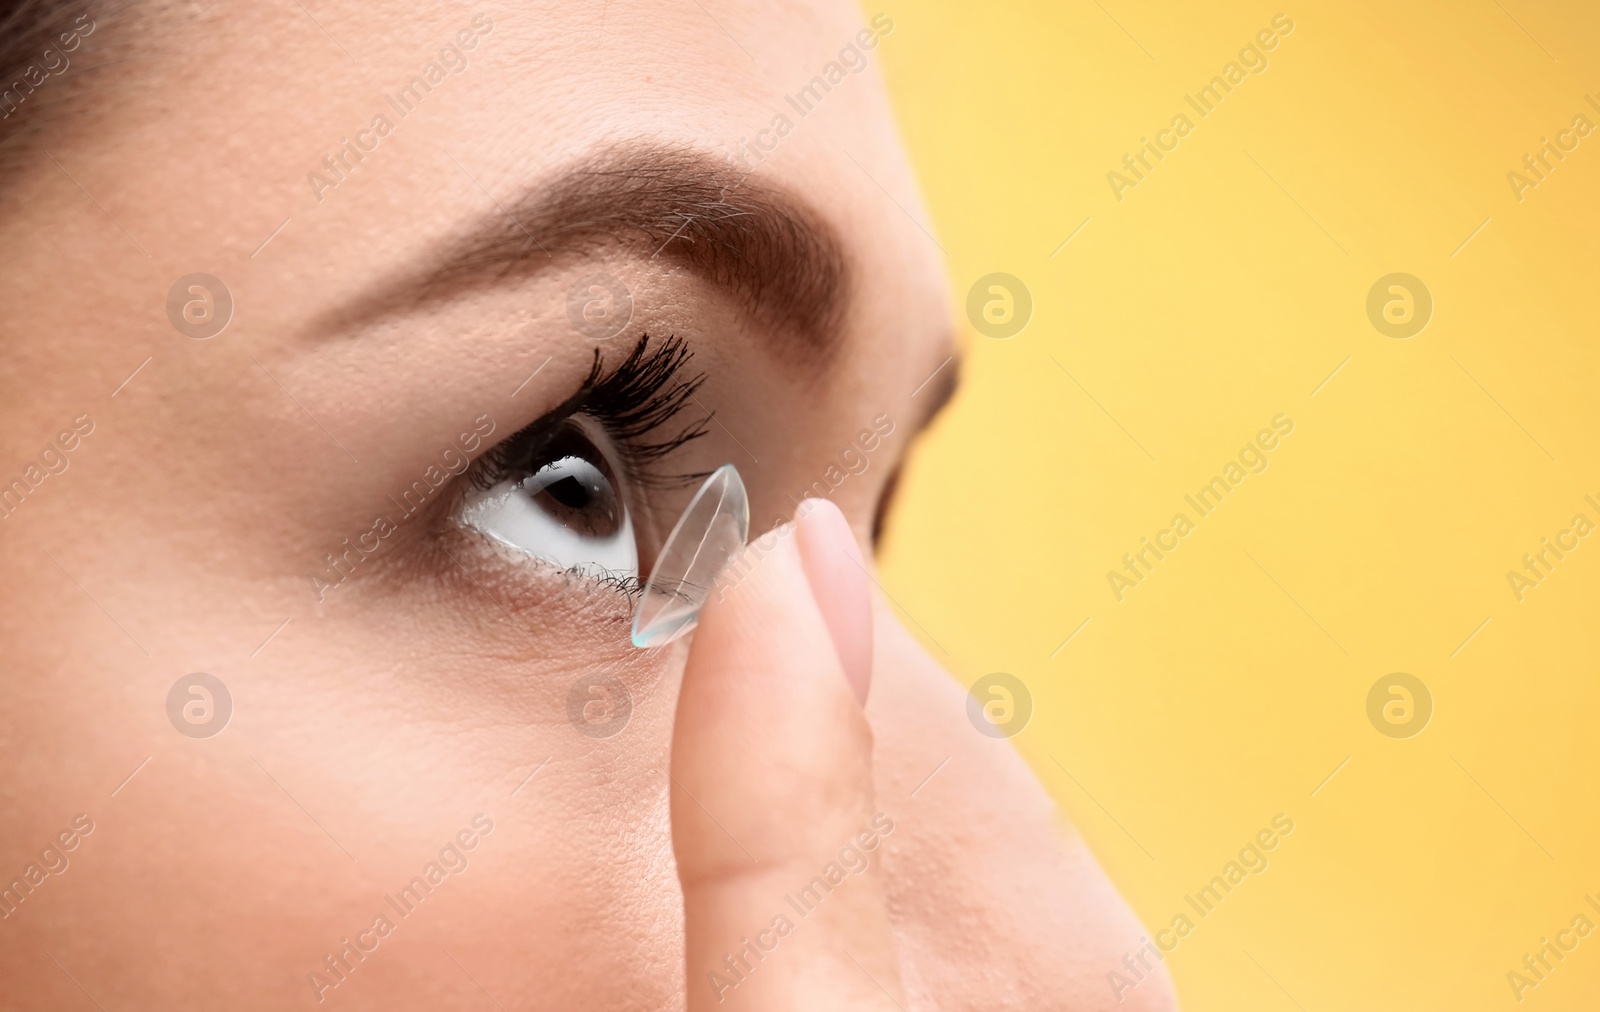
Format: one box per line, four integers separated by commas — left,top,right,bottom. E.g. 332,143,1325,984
671,499,905,1011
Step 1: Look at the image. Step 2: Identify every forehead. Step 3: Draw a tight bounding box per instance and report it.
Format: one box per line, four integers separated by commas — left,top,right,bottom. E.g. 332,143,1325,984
32,0,948,343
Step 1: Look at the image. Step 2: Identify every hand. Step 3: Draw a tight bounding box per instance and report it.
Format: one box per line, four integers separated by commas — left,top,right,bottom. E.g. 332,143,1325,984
671,498,905,1011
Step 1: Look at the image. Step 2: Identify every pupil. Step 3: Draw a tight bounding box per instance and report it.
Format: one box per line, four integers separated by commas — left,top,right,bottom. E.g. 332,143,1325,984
523,448,621,538
543,475,592,509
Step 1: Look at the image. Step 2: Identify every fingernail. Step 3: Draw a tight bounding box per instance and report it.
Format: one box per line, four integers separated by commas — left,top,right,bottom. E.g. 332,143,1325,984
794,498,873,705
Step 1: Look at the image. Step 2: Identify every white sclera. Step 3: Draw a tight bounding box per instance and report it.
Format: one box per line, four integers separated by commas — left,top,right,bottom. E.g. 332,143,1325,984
631,464,749,648
460,466,639,581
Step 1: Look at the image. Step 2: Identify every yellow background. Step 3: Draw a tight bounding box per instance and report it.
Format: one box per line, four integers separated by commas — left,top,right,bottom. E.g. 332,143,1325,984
877,2,1600,1009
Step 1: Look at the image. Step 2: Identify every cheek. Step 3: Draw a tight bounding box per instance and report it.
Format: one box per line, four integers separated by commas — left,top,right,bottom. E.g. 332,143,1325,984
92,577,688,997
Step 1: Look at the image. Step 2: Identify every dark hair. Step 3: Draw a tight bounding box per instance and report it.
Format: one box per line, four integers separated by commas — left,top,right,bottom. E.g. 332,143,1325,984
0,1,83,74
0,0,94,150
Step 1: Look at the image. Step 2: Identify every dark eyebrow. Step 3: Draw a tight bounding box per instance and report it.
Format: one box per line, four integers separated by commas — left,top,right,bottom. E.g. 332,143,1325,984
327,142,851,364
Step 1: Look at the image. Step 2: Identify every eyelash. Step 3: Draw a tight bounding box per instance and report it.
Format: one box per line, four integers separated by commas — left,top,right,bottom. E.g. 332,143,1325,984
468,333,712,494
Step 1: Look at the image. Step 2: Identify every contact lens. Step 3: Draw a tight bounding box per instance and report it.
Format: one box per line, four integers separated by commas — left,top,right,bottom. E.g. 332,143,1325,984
631,463,750,648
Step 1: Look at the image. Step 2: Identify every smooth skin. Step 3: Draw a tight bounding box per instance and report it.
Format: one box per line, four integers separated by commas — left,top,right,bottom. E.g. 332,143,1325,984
0,1,1175,1008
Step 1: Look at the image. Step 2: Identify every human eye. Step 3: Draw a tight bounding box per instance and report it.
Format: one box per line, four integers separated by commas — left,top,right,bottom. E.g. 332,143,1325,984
456,334,709,584
461,418,639,579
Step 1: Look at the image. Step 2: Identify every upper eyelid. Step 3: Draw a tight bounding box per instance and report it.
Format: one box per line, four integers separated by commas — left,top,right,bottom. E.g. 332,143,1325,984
470,334,712,496
466,413,571,491
574,334,711,485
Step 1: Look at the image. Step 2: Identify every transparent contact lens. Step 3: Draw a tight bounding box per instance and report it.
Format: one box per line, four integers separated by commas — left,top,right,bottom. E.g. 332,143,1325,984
631,464,749,648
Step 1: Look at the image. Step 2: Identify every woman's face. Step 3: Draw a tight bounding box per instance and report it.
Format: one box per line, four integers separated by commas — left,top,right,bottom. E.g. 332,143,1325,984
0,2,1170,1008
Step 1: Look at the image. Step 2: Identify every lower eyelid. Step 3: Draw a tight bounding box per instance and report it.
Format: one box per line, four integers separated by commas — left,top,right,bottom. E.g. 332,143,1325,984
434,520,641,618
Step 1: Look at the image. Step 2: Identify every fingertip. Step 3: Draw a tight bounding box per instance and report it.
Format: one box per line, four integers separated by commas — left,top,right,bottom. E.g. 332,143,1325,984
794,497,874,706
